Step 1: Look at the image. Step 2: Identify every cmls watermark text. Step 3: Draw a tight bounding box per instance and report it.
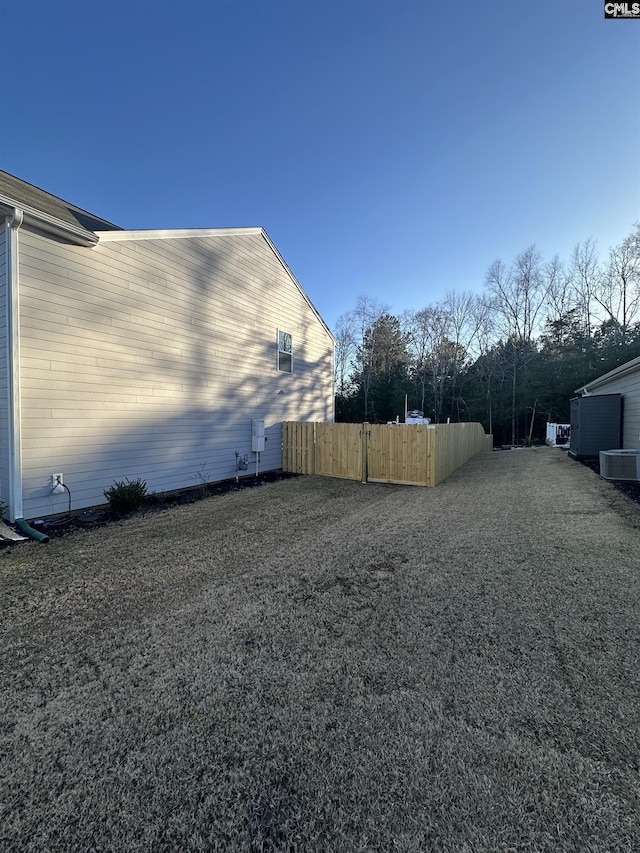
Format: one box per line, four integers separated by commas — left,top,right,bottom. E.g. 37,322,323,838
604,2,640,17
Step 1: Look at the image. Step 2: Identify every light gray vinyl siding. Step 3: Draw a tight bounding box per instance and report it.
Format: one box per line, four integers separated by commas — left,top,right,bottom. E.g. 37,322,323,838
584,372,640,450
17,227,334,517
0,225,8,509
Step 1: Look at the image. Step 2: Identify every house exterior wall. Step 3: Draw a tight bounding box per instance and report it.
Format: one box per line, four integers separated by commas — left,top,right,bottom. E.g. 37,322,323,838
0,224,8,511
581,372,640,451
16,226,334,518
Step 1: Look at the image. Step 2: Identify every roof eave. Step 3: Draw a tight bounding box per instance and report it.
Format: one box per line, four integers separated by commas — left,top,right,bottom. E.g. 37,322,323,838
0,196,98,247
575,354,640,395
95,226,263,242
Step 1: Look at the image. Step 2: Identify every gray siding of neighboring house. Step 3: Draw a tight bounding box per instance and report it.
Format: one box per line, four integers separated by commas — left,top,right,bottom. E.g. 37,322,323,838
584,373,640,451
0,225,8,510
17,226,334,518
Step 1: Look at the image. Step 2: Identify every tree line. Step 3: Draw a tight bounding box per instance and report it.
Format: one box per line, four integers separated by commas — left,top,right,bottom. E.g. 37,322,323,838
334,224,640,445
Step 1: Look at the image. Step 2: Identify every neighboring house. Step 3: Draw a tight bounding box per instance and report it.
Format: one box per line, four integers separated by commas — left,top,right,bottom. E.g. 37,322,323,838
574,355,640,450
0,171,335,521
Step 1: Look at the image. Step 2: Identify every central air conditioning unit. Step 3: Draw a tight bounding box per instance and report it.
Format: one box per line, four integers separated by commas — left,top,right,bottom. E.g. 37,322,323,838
599,449,640,481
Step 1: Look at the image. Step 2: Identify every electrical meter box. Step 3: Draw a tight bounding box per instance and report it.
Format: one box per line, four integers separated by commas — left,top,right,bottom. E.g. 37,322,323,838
251,418,265,452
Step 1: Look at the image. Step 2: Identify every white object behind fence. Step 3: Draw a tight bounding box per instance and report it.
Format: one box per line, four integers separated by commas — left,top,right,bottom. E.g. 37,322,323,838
546,423,570,447
406,410,431,425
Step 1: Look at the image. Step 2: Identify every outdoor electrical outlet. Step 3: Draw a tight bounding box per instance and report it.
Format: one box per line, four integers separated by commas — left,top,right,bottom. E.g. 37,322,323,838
52,473,63,486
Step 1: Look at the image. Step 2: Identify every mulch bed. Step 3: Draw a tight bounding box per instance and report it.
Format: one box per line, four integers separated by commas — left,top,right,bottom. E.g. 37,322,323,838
28,470,298,540
579,457,640,506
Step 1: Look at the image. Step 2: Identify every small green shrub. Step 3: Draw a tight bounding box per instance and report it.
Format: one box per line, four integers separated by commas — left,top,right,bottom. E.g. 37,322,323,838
0,499,8,520
103,477,148,515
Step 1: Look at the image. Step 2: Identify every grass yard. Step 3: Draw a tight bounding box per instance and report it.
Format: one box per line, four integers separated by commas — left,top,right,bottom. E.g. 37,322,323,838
2,447,640,852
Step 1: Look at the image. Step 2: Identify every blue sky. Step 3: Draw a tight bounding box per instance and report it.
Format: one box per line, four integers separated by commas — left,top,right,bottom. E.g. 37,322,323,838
2,0,639,333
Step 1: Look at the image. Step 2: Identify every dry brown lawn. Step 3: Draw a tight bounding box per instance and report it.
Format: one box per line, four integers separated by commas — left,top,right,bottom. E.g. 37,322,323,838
2,447,640,852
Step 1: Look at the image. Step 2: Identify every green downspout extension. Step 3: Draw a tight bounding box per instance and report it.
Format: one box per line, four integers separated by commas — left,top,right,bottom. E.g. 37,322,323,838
14,517,49,543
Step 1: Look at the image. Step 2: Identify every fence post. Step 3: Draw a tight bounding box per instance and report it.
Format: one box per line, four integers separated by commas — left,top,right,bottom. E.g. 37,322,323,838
361,422,369,483
312,421,317,474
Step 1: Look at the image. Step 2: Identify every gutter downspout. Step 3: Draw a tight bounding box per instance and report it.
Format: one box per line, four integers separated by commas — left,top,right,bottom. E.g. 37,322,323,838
1,204,96,538
4,211,50,542
6,208,24,524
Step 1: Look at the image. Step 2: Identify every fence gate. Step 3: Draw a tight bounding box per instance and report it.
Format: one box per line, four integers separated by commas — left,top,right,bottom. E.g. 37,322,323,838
283,421,438,485
366,423,434,485
282,421,492,487
281,421,363,480
314,422,364,480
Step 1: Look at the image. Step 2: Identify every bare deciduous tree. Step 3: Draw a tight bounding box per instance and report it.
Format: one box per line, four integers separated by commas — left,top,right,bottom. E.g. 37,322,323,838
333,311,356,398
568,237,601,337
485,246,549,444
543,254,573,328
403,305,450,419
594,225,640,345
351,295,390,419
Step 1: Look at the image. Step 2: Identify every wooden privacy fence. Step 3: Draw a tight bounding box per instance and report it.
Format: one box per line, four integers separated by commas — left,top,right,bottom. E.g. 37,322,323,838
282,421,492,487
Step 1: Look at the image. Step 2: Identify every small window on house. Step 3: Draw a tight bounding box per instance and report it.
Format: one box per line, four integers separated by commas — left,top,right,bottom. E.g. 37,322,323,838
278,330,292,373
